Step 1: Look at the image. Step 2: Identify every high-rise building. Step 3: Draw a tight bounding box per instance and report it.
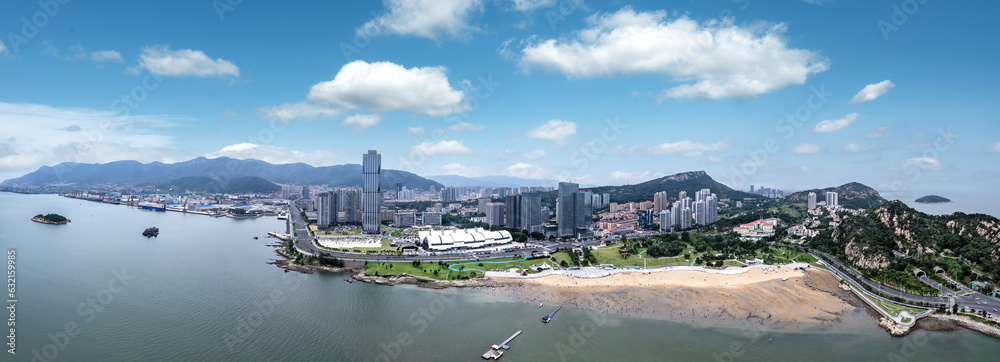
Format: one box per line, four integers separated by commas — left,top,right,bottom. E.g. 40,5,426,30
602,193,610,208
557,182,581,237
807,192,817,210
505,194,521,229
477,198,490,214
678,191,687,203
679,206,693,229
696,188,712,202
362,150,381,234
653,191,669,213
825,191,838,207
637,209,655,230
592,193,603,209
336,189,361,224
486,202,506,226
659,210,671,231
317,192,337,227
521,192,542,233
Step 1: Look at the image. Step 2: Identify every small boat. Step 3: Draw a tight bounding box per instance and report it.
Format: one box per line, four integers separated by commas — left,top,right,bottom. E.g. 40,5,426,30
782,277,788,281
142,227,159,237
253,236,259,240
539,303,544,308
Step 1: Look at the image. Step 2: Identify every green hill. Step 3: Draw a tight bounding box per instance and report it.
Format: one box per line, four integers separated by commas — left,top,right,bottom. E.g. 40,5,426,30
157,176,280,194
812,200,1000,282
784,182,887,210
540,171,762,209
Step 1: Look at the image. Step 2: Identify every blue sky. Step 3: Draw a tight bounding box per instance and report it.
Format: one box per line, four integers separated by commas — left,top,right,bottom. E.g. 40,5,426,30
1,0,997,194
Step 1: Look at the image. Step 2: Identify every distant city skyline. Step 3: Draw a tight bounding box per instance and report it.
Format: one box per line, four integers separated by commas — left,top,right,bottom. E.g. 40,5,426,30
0,1,997,194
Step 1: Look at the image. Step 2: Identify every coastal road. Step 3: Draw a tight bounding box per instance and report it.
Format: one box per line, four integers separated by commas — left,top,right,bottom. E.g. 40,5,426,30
812,250,1000,315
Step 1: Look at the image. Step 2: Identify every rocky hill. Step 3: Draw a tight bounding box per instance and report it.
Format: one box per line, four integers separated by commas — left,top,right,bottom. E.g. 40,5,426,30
829,200,1000,279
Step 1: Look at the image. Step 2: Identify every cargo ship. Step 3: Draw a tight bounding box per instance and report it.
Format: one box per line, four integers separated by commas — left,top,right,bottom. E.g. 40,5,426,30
137,202,167,211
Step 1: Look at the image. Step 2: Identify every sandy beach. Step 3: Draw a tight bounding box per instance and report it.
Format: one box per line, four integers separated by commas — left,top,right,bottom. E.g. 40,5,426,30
485,267,859,329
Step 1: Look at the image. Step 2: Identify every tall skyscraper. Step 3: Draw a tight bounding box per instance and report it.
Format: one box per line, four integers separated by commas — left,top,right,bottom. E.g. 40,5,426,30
317,192,337,227
521,192,542,233
362,150,381,234
825,191,838,207
696,188,712,202
505,194,521,229
807,192,817,210
602,193,610,207
653,191,669,213
486,202,506,226
557,182,580,237
659,210,672,231
678,191,687,203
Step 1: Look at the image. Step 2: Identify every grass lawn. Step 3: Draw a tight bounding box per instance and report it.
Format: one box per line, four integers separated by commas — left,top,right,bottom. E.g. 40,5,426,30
364,255,553,280
551,251,577,267
318,228,362,236
390,230,417,237
319,238,404,255
591,243,693,268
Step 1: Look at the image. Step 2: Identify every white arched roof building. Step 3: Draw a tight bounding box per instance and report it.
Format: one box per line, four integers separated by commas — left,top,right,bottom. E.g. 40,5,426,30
418,228,513,251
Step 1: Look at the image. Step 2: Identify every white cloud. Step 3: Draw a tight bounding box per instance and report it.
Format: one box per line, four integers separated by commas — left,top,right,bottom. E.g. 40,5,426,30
814,113,862,133
519,7,829,100
205,143,344,166
522,149,545,161
448,122,485,132
646,140,729,157
137,45,239,78
505,163,546,179
526,119,577,146
507,0,557,11
895,157,941,171
849,80,895,105
843,143,875,153
0,102,184,181
802,0,834,5
610,144,642,156
0,41,8,55
706,156,723,163
608,170,665,183
341,114,382,134
360,0,485,41
407,127,426,137
793,143,821,154
88,50,123,63
865,126,889,139
409,140,473,158
258,102,341,121
308,61,465,117
988,142,1000,153
261,61,466,121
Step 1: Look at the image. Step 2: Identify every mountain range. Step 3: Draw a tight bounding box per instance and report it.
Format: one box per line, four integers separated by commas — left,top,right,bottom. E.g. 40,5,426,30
426,174,566,188
1,157,443,190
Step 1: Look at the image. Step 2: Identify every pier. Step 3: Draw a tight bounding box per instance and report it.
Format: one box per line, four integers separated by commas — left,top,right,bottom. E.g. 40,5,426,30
541,305,562,323
481,331,521,360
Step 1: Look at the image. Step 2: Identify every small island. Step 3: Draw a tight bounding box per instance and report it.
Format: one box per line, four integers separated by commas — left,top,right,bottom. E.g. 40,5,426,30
31,213,70,225
915,195,952,204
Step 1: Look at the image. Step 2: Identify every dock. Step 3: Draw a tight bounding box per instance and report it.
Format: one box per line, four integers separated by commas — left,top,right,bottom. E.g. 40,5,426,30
541,305,562,323
482,331,521,360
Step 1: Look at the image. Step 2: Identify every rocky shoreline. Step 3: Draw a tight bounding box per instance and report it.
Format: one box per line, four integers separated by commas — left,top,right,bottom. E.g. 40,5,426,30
268,245,501,289
31,215,70,225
